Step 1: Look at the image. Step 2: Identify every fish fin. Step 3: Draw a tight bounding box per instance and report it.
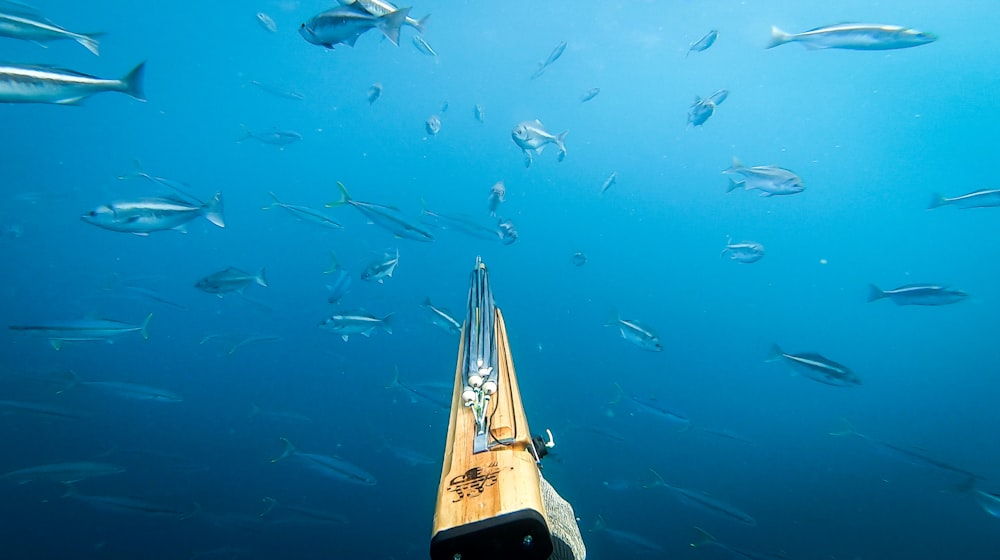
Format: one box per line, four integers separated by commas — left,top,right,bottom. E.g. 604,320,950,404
60,482,78,498
326,181,351,208
50,339,62,351
259,496,278,518
556,131,569,161
758,191,773,197
723,157,743,174
412,13,430,34
56,369,81,394
271,437,296,462
55,96,86,106
725,178,743,193
140,313,152,340
866,284,886,303
119,61,146,101
604,307,622,327
827,417,857,437
689,526,717,548
765,25,792,49
203,192,226,228
535,144,545,155
377,7,410,46
324,251,342,274
645,468,667,489
927,193,948,209
75,32,102,56
607,382,626,406
523,151,532,168
765,343,784,362
341,334,349,342
381,313,395,335
255,267,268,288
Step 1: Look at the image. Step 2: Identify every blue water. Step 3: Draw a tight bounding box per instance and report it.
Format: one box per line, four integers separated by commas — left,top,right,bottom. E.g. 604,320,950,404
2,1,999,558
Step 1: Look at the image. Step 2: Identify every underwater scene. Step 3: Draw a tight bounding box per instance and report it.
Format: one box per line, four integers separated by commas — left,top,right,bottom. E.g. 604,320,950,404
1,0,998,558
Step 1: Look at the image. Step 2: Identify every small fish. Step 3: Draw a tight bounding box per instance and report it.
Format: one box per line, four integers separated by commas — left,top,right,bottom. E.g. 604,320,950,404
867,284,968,306
512,120,567,167
327,182,434,242
299,5,410,49
62,484,195,518
605,309,663,352
421,297,460,335
61,372,182,402
474,104,485,123
194,267,267,296
319,310,394,341
601,171,618,194
580,87,600,102
0,3,102,55
263,192,342,229
721,238,765,264
530,40,567,79
689,91,729,127
0,399,83,419
0,61,145,105
271,437,377,485
592,515,664,555
248,403,313,424
259,497,348,525
338,0,429,33
440,100,449,113
421,204,503,241
324,252,352,304
497,218,518,245
928,189,1000,210
766,344,860,386
249,79,304,100
687,29,719,58
83,193,224,235
10,314,152,350
237,126,302,149
425,114,441,135
2,461,125,484
256,12,277,33
571,252,587,267
487,181,505,216
361,248,399,284
766,23,937,51
412,34,437,56
953,478,1000,519
648,470,757,526
386,367,450,410
691,527,787,560
367,82,382,105
723,158,804,196
610,384,690,431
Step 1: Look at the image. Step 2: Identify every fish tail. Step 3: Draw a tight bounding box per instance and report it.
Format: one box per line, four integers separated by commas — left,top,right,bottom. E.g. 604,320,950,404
556,131,569,161
765,343,784,362
592,514,607,532
200,192,225,228
412,14,431,35
765,26,792,49
604,307,621,327
60,482,78,498
607,382,626,407
378,7,411,47
645,468,667,489
324,251,342,274
725,177,744,193
271,437,297,463
927,193,949,209
326,182,352,208
75,32,103,56
381,313,395,335
119,61,146,102
827,417,857,437
259,496,278,518
689,526,717,548
867,284,886,303
262,191,282,210
139,313,153,340
56,369,81,394
236,124,253,143
385,365,403,390
255,267,268,288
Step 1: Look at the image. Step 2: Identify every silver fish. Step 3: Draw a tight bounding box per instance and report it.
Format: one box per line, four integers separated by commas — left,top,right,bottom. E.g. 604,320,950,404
0,3,101,55
867,284,967,306
327,182,434,242
571,252,587,267
10,314,151,350
421,205,502,241
691,527,787,560
605,309,663,352
425,114,441,135
387,367,451,409
648,470,757,526
237,126,302,149
0,61,145,105
767,23,936,50
721,238,765,264
497,218,518,245
361,248,399,284
259,497,348,524
601,171,617,194
324,252,352,304
474,103,485,123
82,193,224,235
592,515,664,555
263,192,342,229
299,4,409,49
0,399,83,419
271,438,376,485
611,384,689,431
687,29,719,58
195,267,267,296
928,189,1000,210
2,461,125,484
421,297,460,335
530,40,566,79
62,372,181,402
581,87,600,102
723,158,804,196
338,0,429,33
953,479,1000,519
256,12,276,33
367,82,382,105
319,310,394,342
62,484,194,518
512,120,567,167
487,181,505,216
412,34,437,56
249,80,305,101
248,403,313,424
766,344,860,386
